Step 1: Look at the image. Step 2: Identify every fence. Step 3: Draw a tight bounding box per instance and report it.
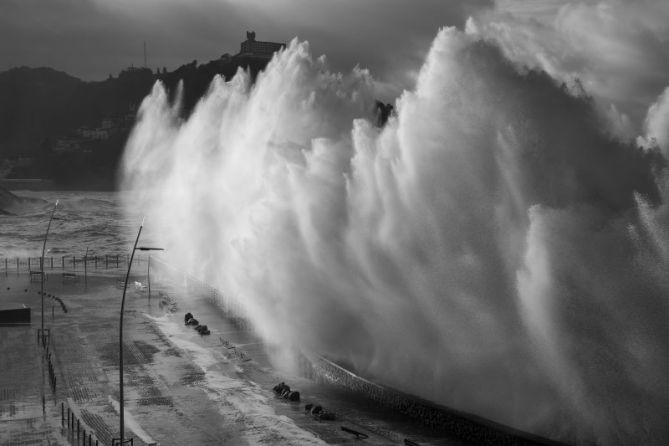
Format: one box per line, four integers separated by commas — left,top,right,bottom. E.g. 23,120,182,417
62,401,104,446
40,318,106,446
0,253,151,274
152,258,252,331
35,326,100,444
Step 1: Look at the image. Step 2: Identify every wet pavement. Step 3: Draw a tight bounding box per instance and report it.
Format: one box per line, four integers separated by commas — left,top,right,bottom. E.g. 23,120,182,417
0,265,462,445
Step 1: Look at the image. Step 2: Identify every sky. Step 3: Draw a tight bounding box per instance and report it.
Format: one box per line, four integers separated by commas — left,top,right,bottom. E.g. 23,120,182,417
474,0,669,135
0,0,491,87
2,0,669,130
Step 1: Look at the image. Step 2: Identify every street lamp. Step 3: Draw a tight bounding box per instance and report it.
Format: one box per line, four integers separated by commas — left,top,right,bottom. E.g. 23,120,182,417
39,200,58,347
117,220,163,445
147,255,151,300
84,246,89,288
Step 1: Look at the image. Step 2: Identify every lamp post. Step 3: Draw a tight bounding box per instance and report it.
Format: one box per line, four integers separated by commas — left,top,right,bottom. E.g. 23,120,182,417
118,221,163,445
40,200,58,347
84,246,89,288
147,255,151,300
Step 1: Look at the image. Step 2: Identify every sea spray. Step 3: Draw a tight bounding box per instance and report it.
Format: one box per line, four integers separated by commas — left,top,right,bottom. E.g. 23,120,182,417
122,29,669,445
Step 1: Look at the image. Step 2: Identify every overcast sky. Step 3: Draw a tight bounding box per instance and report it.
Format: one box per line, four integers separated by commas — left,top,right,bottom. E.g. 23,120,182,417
3,0,669,130
0,0,492,89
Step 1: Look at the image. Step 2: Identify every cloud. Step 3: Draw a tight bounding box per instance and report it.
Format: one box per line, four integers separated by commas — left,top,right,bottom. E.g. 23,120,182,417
0,0,493,89
468,0,669,133
0,0,253,79
231,0,494,95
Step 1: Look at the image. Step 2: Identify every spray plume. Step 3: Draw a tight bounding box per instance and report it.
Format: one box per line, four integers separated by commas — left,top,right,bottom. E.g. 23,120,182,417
122,29,669,445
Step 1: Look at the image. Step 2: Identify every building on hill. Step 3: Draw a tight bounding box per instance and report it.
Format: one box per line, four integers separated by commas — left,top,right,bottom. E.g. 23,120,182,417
238,31,286,60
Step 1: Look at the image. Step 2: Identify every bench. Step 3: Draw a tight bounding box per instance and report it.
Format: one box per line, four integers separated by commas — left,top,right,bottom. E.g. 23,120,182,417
29,271,45,282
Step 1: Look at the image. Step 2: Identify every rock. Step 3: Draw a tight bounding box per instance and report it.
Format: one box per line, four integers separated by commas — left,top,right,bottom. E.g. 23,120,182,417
273,382,290,395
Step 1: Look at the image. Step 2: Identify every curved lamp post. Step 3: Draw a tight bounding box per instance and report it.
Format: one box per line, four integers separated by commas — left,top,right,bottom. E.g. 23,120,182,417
84,246,89,288
118,220,163,445
40,200,58,346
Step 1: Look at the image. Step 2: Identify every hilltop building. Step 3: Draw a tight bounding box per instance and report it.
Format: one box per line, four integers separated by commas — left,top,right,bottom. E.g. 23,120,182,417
238,31,286,60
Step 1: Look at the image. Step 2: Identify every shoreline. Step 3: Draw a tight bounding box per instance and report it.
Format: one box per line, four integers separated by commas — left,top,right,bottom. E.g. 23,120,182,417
2,180,117,193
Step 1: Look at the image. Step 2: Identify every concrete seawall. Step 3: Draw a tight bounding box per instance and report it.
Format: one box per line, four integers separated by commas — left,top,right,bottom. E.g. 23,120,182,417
302,356,568,446
157,260,570,446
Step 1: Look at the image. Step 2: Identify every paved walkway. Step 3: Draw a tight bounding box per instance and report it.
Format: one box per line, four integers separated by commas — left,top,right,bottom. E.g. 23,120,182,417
0,268,460,446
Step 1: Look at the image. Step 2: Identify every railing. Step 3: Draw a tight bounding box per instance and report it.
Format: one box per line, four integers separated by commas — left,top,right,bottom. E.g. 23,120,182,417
62,400,103,446
303,356,566,446
37,326,102,445
0,253,152,273
151,257,252,330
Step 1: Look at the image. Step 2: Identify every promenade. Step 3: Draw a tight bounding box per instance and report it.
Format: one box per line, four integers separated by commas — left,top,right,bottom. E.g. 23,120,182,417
0,264,462,446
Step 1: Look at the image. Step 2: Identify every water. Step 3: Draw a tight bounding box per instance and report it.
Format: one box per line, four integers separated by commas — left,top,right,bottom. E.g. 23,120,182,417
0,190,138,258
119,28,669,445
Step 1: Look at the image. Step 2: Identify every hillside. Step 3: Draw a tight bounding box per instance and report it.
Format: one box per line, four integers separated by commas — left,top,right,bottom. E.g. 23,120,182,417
0,55,272,189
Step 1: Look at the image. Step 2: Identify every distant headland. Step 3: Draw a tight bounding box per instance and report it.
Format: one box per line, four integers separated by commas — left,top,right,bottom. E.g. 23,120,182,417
0,32,286,190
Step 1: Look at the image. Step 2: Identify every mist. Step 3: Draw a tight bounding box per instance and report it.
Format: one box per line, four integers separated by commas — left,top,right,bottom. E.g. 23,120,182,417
121,28,669,445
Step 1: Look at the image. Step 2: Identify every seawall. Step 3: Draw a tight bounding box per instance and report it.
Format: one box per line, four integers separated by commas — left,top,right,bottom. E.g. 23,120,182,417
151,258,571,446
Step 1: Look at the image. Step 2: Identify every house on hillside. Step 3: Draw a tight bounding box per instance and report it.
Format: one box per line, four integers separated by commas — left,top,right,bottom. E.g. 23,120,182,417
237,31,286,60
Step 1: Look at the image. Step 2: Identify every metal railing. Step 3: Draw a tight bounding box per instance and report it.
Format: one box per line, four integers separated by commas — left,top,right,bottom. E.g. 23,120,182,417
151,257,252,329
0,253,152,274
62,401,103,446
302,355,564,446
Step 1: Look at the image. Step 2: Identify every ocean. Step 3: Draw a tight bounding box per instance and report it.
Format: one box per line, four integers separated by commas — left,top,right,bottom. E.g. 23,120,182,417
0,190,136,259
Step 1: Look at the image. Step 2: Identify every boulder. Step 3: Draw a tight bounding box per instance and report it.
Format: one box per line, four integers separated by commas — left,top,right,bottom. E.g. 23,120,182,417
273,382,289,395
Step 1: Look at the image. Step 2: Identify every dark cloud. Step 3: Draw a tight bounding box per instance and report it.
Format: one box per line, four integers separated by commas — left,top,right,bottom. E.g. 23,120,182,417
471,0,669,133
0,0,249,79
253,0,494,93
0,0,492,88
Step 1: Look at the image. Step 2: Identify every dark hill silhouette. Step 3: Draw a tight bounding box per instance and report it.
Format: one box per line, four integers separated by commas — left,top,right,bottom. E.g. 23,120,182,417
0,55,272,189
0,67,82,157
